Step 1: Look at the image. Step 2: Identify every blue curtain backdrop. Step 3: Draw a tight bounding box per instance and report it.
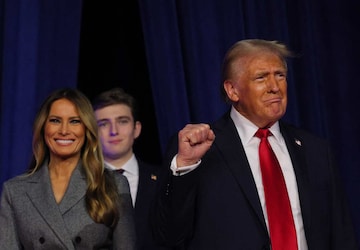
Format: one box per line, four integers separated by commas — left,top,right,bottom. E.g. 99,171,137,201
1,0,360,242
0,0,83,184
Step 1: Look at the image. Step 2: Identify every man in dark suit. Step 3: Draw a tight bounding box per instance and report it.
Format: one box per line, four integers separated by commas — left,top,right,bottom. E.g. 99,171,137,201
152,39,358,249
92,88,167,250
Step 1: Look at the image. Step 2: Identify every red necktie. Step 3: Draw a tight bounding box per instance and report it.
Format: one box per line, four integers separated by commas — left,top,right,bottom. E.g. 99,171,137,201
255,128,298,250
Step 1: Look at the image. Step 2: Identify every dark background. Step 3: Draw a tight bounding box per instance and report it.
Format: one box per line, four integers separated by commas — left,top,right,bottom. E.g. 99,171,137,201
77,0,162,164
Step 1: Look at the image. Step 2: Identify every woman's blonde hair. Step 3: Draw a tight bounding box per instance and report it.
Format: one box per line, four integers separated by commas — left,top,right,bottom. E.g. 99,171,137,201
29,88,120,227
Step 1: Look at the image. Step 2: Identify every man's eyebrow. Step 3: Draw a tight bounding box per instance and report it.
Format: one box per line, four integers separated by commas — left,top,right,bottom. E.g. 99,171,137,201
97,118,110,123
116,115,131,120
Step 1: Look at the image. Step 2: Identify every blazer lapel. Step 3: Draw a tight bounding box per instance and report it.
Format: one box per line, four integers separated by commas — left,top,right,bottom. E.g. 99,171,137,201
58,165,87,215
134,161,157,230
212,114,267,231
135,164,152,209
280,123,311,232
26,165,75,249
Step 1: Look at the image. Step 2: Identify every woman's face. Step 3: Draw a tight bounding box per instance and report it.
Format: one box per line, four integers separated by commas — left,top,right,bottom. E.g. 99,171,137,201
44,98,85,161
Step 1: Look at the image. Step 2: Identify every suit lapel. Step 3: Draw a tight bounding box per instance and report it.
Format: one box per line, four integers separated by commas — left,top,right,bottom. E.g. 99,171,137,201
135,161,157,209
280,123,311,232
212,114,267,231
26,164,85,249
135,163,154,208
58,165,87,215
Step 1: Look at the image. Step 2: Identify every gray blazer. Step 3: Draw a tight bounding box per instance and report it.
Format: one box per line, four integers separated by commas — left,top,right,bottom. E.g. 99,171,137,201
0,163,136,249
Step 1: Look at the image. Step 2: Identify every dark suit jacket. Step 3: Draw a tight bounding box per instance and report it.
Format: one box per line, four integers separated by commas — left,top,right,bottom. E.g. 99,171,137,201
152,112,358,250
135,159,172,250
0,162,136,250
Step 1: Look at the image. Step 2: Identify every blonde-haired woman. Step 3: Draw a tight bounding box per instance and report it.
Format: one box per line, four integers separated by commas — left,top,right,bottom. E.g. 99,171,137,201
0,88,136,249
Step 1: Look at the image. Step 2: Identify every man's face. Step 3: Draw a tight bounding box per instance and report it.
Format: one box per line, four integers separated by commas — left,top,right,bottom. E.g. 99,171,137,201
95,104,141,162
224,52,288,128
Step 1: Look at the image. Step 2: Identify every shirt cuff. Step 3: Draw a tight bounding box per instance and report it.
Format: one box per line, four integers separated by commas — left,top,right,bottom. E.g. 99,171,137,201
170,154,201,176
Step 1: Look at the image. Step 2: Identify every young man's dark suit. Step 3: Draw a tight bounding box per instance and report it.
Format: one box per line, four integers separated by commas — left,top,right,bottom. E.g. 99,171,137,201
135,160,161,250
130,159,173,250
152,111,358,250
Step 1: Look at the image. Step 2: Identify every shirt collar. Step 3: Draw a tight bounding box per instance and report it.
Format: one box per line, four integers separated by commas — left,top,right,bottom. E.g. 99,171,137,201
230,106,282,144
104,154,139,176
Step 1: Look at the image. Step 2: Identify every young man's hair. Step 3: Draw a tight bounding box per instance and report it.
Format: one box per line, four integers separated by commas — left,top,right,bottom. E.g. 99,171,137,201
92,87,140,122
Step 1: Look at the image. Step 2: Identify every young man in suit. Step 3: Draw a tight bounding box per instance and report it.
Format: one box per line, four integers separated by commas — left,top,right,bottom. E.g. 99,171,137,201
92,88,166,250
152,39,358,249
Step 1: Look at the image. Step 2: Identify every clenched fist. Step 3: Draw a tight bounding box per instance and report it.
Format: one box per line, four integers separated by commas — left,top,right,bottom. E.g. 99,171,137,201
177,123,215,167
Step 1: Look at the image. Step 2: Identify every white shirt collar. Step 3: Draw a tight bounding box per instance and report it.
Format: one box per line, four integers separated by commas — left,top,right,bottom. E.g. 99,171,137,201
104,154,139,176
229,106,282,144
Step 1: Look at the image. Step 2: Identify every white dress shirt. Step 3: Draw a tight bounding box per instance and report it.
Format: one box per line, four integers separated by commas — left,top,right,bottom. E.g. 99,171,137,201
105,154,139,207
171,106,308,250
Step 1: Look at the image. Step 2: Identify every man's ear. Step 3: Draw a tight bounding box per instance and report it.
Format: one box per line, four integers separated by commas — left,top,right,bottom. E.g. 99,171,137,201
134,121,142,139
223,80,239,102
